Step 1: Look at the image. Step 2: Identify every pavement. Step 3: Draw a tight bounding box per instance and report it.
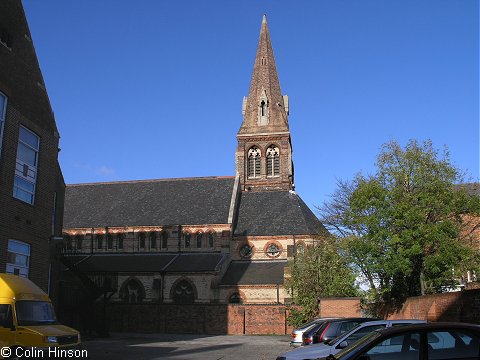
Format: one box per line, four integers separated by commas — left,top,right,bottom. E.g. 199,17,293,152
81,333,292,360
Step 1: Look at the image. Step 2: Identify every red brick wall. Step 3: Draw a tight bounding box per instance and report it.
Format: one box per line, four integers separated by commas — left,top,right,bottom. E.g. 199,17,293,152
89,303,293,335
388,289,480,324
318,297,362,318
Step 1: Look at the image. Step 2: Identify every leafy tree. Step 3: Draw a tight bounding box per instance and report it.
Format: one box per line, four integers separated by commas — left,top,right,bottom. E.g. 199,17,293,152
286,236,359,327
319,139,480,317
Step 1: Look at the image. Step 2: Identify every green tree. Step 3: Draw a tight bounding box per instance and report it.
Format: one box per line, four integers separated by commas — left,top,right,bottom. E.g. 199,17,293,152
286,236,359,327
319,140,480,316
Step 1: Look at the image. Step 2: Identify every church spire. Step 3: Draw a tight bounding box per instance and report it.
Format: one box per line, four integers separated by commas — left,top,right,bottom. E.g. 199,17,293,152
239,15,289,135
236,16,294,192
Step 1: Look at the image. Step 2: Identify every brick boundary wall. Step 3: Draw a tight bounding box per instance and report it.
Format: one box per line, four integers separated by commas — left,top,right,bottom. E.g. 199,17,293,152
388,289,480,324
88,303,297,335
318,297,361,318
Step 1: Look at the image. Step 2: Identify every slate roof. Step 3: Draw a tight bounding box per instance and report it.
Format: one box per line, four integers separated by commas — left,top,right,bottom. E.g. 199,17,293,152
457,183,480,197
219,260,287,285
234,190,328,236
66,253,227,273
64,177,235,228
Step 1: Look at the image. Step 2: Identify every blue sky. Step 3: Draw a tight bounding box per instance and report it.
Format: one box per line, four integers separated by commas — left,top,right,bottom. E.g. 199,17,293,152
23,0,479,210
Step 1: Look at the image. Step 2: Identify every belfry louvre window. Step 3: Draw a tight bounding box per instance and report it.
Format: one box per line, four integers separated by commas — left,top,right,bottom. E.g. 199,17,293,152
247,147,261,179
266,145,280,177
13,126,40,204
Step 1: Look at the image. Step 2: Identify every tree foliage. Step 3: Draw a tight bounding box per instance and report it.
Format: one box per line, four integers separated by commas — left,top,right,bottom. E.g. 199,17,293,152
286,237,359,327
319,140,480,317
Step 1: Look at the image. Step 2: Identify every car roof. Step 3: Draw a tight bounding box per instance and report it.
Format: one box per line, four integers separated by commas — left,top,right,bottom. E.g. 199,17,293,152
374,322,480,335
355,319,426,326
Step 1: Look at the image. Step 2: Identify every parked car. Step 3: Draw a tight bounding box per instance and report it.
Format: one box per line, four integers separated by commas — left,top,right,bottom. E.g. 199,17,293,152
290,318,340,347
302,318,378,346
277,319,426,360
314,322,480,360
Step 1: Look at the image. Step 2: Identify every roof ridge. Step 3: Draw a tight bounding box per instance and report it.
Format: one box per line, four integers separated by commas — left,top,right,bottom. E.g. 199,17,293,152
66,175,235,187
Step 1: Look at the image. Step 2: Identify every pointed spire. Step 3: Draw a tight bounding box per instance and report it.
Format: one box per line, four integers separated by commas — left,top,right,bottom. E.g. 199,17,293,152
238,15,289,135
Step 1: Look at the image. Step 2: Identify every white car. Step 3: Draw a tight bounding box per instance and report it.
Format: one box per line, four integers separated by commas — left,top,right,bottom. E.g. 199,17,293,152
290,318,340,347
277,319,426,360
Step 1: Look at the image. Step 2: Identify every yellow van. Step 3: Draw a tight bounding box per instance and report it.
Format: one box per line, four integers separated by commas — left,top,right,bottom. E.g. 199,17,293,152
0,274,80,359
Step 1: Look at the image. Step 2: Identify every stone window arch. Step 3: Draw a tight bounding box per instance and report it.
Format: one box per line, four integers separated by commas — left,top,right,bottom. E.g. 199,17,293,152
149,232,157,249
170,278,197,304
119,277,146,304
96,234,104,250
196,232,203,248
161,231,168,249
264,241,282,258
137,232,146,249
296,241,306,256
183,232,191,248
266,145,280,177
74,235,83,250
208,232,215,248
247,146,261,179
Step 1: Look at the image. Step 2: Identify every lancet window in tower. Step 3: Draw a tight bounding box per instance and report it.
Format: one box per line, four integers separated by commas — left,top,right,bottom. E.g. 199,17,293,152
257,90,269,125
247,146,261,179
266,145,280,177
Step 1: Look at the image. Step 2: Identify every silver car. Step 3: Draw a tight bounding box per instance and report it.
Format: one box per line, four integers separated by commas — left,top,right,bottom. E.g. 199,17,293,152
290,318,340,347
278,319,426,359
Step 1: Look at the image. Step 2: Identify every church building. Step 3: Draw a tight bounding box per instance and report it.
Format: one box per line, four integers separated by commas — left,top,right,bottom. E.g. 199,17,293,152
61,16,328,306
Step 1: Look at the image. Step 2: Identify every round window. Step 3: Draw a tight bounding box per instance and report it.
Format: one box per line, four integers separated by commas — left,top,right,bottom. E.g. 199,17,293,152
239,244,253,258
266,243,281,257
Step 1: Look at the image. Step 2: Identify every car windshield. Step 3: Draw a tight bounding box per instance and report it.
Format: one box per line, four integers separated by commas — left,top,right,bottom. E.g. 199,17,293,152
15,301,58,326
334,331,381,359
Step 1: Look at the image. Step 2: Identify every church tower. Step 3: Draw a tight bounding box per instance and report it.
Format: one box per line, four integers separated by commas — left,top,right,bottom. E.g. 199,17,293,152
236,15,294,192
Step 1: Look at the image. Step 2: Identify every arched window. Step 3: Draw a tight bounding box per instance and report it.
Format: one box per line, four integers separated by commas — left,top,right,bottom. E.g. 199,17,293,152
161,232,168,249
196,233,203,248
75,235,83,250
96,234,104,250
239,243,254,258
119,278,146,304
266,145,280,177
172,279,196,304
107,234,114,250
149,232,157,249
208,233,215,248
229,292,243,304
247,147,261,179
184,233,191,248
138,232,146,249
117,233,124,249
64,235,72,251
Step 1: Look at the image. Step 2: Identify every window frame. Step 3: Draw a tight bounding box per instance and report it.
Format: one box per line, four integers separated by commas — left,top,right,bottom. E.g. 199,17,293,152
247,146,261,179
13,125,40,205
266,145,280,177
6,239,31,277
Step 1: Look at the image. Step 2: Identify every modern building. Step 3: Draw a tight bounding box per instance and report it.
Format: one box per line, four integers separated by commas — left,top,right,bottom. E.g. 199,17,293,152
60,16,328,305
0,0,65,293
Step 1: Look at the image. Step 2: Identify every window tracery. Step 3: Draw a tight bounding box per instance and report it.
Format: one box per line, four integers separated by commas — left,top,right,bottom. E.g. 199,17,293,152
247,147,261,179
266,145,280,177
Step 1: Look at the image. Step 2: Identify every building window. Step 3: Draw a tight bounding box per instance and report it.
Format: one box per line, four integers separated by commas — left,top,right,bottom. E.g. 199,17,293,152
0,27,12,48
149,232,157,249
13,126,40,205
117,234,124,249
0,92,6,164
64,235,72,251
96,234,104,249
266,145,280,177
161,232,168,249
75,235,83,250
247,146,261,179
265,242,281,258
119,278,145,304
196,233,203,248
184,233,191,248
6,240,30,277
107,234,114,250
208,233,214,248
172,279,196,304
229,292,243,304
296,242,305,256
138,232,146,249
239,244,254,258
